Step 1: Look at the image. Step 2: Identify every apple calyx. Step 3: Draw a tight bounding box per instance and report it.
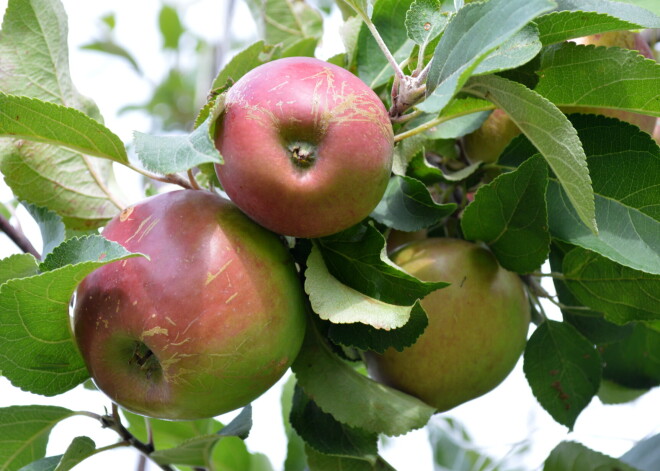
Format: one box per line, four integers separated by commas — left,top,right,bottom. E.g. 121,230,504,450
128,341,161,380
288,141,316,168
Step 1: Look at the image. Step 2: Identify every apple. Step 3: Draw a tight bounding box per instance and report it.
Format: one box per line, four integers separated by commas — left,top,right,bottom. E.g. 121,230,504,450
462,108,521,164
365,238,530,412
73,190,307,420
214,57,394,239
463,31,656,163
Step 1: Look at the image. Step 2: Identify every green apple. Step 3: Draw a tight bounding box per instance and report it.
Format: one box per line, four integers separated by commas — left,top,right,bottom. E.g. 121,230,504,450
365,238,530,412
73,190,307,420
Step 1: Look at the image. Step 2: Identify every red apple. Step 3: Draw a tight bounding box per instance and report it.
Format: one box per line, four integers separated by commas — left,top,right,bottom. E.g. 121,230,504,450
73,190,307,420
365,238,530,412
214,57,394,238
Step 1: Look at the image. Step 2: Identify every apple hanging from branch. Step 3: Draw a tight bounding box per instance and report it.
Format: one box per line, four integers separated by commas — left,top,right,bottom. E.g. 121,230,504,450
214,57,394,238
73,190,307,420
365,238,531,412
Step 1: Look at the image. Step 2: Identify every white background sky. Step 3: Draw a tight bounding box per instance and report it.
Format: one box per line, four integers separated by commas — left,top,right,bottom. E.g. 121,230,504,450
1,1,659,470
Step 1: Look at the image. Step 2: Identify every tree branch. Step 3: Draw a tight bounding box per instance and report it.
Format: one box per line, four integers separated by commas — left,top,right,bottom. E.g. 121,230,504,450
0,212,40,258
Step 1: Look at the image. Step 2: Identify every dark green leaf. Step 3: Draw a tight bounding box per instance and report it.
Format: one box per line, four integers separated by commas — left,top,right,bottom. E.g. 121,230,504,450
407,153,481,184
523,320,602,430
599,323,660,389
281,377,307,471
305,244,419,329
0,236,143,395
290,385,378,457
543,441,641,471
371,175,457,232
462,154,550,274
419,0,554,113
210,41,280,91
0,405,73,471
316,224,447,306
473,24,542,76
563,247,660,325
464,75,597,234
292,323,436,436
305,446,396,471
327,301,428,353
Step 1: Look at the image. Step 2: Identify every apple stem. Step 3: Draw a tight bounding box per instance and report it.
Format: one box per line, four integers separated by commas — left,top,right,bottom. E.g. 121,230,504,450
187,169,202,190
124,161,194,189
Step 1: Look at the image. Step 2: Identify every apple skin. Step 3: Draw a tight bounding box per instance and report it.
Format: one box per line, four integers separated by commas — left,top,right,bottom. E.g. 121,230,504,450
73,190,307,420
365,238,530,412
463,32,655,163
214,57,394,239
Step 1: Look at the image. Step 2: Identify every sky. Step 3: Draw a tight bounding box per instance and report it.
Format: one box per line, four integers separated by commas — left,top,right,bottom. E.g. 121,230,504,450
1,1,659,470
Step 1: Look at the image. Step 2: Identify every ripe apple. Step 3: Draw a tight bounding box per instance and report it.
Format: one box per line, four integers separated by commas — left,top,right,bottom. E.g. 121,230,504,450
365,238,530,412
463,31,656,163
73,190,307,420
214,57,394,238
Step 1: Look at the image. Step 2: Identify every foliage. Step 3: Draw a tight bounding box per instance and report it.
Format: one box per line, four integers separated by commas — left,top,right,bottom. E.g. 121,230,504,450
0,0,659,469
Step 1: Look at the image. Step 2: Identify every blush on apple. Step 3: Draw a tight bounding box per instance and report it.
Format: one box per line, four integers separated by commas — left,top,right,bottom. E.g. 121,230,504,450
73,190,307,420
214,57,394,239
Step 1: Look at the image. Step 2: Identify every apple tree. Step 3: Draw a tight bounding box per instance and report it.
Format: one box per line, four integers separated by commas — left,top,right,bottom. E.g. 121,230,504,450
1,0,660,470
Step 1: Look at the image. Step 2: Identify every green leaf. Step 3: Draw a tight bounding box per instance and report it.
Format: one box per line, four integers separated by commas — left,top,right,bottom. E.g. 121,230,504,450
281,377,307,471
461,154,550,274
544,441,641,471
600,323,660,390
419,0,555,113
371,175,457,232
22,204,65,259
0,235,144,396
535,42,660,117
305,244,418,329
316,224,447,306
356,0,416,88
0,94,128,163
536,12,652,45
158,4,185,50
292,323,436,436
428,418,501,471
124,410,221,449
523,320,602,430
18,436,95,471
0,405,73,471
0,141,120,229
620,433,660,471
597,379,648,405
81,41,140,73
0,0,121,228
245,0,323,51
407,153,481,184
211,41,277,90
0,253,39,285
536,0,660,45
134,98,223,174
326,301,428,353
305,446,396,471
0,0,98,112
290,385,378,457
506,115,660,275
473,24,542,76
563,247,660,325
149,406,252,468
465,74,597,234
405,0,452,46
